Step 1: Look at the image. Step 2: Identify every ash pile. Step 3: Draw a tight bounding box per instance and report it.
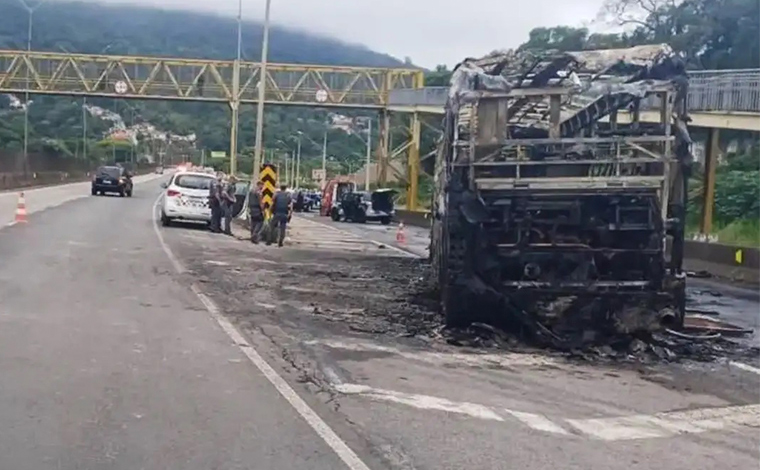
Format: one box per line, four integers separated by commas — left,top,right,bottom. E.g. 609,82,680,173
426,43,743,354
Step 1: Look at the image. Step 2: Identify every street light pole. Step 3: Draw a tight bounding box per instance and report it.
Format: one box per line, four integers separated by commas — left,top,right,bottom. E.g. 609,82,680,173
252,0,272,182
295,136,301,188
82,97,87,161
365,118,372,191
17,0,48,176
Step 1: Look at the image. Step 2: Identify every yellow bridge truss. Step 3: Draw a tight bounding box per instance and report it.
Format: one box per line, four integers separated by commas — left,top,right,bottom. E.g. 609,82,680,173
0,49,421,107
0,49,425,209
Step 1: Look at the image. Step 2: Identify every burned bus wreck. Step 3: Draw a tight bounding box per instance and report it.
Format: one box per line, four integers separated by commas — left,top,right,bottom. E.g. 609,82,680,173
430,44,692,347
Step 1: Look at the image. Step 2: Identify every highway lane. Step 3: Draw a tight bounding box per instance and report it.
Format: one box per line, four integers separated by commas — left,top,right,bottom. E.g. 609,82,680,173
0,173,165,227
0,179,375,469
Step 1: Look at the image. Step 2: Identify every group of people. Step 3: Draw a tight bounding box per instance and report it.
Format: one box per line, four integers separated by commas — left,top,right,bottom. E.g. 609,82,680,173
247,182,292,247
208,173,238,235
207,172,294,247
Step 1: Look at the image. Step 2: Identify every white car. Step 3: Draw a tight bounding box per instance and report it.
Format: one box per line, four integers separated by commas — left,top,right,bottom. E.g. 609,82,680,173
160,171,216,226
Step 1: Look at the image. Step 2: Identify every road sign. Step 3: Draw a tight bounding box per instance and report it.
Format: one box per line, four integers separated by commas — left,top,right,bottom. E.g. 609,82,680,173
315,89,328,103
114,80,128,94
210,151,227,159
312,169,326,181
260,163,278,215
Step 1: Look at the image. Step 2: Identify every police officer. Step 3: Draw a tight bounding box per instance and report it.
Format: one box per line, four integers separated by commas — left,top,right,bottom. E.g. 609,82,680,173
208,174,223,233
248,181,265,243
269,184,292,247
221,175,237,236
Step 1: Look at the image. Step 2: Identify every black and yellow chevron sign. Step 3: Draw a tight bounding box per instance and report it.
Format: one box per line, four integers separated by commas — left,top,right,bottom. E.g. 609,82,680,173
260,163,277,214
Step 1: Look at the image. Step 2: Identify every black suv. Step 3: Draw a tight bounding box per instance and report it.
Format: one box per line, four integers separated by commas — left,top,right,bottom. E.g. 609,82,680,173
91,166,133,197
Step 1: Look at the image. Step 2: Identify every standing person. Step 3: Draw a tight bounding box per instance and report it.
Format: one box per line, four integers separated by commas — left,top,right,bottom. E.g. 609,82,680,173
221,175,238,236
269,184,292,247
248,181,266,243
208,174,223,233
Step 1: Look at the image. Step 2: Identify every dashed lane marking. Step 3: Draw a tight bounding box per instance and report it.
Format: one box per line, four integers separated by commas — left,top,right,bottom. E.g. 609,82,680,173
730,361,760,376
295,216,420,259
152,195,373,470
334,384,505,422
304,338,560,369
334,383,760,441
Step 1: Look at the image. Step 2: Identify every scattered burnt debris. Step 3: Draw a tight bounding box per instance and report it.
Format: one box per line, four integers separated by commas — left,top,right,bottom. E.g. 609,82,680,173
429,44,696,348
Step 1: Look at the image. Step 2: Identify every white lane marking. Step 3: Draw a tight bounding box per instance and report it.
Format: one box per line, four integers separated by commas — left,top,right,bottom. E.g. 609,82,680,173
730,361,760,376
152,198,372,470
503,410,570,435
565,404,760,441
335,384,504,422
334,382,760,441
152,193,185,274
296,216,420,258
305,338,559,369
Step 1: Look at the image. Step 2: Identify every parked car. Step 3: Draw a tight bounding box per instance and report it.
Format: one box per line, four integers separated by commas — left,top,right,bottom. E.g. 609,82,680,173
159,171,216,226
155,166,164,174
91,165,133,197
331,188,396,224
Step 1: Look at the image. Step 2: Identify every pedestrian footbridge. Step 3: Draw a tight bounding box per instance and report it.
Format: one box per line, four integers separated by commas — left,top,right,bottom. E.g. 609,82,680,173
388,70,760,132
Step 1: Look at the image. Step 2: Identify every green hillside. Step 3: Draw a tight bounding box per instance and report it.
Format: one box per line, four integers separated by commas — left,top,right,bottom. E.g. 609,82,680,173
0,0,408,174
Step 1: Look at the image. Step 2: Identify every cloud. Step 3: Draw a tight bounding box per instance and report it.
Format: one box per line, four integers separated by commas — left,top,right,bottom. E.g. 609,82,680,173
85,0,607,68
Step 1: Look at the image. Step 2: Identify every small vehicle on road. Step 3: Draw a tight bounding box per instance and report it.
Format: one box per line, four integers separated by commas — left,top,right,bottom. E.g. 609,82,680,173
154,166,164,174
160,171,216,226
330,188,396,224
91,165,133,197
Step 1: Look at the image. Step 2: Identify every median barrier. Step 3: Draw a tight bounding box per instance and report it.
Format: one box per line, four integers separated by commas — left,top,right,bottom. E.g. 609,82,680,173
395,209,759,287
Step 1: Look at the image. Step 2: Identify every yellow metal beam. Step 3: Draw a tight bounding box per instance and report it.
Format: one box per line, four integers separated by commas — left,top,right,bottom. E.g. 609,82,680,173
407,112,421,211
700,127,720,234
0,50,419,108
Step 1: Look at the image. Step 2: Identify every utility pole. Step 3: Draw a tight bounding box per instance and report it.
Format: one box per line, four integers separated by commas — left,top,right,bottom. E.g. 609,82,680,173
252,0,273,181
229,0,243,175
295,137,301,189
321,130,328,190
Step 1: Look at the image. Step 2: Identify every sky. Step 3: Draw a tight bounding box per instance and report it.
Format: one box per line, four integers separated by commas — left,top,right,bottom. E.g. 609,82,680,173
88,0,610,68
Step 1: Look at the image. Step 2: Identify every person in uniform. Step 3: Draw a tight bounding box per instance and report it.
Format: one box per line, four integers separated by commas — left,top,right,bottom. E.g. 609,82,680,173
221,175,238,236
248,181,266,243
269,184,292,247
208,174,223,233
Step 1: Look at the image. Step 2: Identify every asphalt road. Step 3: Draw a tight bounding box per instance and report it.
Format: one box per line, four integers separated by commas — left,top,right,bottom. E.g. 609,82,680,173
2,181,758,470
0,177,377,470
165,213,759,470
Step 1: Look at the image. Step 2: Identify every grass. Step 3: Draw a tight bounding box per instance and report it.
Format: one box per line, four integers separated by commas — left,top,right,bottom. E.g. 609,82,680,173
686,218,760,247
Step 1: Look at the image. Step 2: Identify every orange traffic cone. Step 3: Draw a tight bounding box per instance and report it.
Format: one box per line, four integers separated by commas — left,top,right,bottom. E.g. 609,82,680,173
396,221,406,244
14,192,27,223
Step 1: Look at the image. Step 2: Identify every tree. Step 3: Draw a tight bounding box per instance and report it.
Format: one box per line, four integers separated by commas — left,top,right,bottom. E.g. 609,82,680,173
518,26,589,52
425,65,452,86
600,0,760,69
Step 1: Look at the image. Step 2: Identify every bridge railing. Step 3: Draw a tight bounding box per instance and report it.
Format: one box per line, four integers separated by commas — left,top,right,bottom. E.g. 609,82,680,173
388,69,760,113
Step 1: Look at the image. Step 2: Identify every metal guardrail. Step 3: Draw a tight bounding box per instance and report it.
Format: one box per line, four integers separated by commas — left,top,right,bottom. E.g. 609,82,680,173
389,69,760,113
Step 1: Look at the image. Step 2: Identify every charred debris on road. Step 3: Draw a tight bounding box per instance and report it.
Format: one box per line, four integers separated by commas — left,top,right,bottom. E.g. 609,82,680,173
426,43,706,351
